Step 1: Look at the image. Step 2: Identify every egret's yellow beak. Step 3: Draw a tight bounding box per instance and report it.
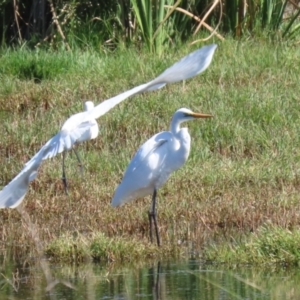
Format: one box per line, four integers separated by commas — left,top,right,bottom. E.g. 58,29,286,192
187,112,213,118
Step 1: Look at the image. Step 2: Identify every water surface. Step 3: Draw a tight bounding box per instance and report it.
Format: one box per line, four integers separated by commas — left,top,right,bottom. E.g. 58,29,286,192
1,259,300,299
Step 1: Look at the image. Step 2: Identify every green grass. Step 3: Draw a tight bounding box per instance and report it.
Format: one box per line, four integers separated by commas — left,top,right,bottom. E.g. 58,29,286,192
0,37,300,263
0,49,73,81
45,232,181,263
205,225,300,266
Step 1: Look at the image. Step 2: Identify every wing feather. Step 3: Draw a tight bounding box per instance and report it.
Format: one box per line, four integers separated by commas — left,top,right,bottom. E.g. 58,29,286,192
0,145,47,208
148,44,218,86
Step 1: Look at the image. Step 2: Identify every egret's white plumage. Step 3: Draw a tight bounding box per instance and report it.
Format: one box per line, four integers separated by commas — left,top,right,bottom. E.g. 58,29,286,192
111,108,213,246
0,144,48,208
41,101,99,160
146,43,218,91
0,44,217,208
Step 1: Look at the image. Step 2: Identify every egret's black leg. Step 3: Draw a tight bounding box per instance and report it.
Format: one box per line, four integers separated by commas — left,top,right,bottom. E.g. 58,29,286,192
62,151,68,195
148,208,154,244
148,189,161,247
73,148,83,174
152,191,161,247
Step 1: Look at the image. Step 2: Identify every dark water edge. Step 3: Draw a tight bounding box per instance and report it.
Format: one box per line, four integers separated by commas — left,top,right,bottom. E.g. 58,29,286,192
1,258,300,300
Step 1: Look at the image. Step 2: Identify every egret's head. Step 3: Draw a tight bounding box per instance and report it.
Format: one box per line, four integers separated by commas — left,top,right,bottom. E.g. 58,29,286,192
174,108,213,122
84,101,95,112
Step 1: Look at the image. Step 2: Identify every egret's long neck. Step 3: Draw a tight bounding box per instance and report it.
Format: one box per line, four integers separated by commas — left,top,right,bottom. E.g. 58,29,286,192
170,114,191,167
170,115,183,135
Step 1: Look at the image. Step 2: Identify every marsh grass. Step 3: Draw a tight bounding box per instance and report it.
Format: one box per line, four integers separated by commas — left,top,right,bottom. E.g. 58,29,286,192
45,232,181,263
205,224,300,266
0,38,300,263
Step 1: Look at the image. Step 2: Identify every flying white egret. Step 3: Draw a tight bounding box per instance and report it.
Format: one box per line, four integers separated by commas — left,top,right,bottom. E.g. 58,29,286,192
0,44,217,208
111,108,213,246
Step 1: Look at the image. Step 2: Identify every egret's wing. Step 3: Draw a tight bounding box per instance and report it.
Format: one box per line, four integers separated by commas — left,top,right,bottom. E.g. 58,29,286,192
125,132,171,175
111,131,172,206
91,83,149,119
146,43,218,90
0,148,45,208
91,44,217,120
0,169,37,208
41,119,96,160
38,133,67,160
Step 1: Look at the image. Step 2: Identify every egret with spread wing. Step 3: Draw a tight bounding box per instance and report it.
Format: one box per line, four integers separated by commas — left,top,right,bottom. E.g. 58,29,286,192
0,44,217,208
111,108,213,246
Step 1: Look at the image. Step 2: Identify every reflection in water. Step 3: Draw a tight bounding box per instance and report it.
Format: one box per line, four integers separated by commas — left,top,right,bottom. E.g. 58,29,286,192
16,205,57,296
152,261,161,299
2,257,300,299
0,205,75,299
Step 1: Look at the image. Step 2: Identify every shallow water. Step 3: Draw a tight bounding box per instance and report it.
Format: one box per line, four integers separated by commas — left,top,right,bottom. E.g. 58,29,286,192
1,258,300,300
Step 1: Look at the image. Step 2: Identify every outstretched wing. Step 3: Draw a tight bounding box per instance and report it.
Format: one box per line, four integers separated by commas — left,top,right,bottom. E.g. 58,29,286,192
91,83,149,119
147,44,218,90
0,146,46,208
111,131,172,206
91,44,217,120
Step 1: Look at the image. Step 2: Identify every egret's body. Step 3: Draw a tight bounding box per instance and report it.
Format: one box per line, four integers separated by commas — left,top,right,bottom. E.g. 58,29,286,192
111,130,187,205
112,108,213,246
0,44,217,208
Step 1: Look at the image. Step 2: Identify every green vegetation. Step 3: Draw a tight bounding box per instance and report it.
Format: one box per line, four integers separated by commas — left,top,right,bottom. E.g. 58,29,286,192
0,37,300,263
0,49,73,81
205,225,300,266
46,232,180,263
0,1,299,50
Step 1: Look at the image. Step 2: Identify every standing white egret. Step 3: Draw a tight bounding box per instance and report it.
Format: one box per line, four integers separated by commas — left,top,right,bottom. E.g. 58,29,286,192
0,44,217,208
111,108,213,246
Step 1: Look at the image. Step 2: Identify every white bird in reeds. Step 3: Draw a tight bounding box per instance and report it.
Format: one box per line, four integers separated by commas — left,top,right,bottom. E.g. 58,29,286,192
0,44,217,208
111,108,213,246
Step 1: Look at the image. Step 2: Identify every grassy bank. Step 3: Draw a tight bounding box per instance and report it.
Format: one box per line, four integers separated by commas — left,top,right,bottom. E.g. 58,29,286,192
0,37,300,264
205,224,300,266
